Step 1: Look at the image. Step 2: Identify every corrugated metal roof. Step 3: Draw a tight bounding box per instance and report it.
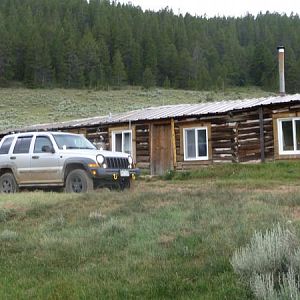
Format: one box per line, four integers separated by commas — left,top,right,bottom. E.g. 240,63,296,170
3,93,300,134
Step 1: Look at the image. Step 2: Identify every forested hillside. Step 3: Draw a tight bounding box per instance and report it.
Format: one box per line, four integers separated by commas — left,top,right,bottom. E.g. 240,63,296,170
0,0,300,92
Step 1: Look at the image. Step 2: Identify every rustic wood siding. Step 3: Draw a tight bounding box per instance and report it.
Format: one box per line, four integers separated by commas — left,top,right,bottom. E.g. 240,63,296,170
135,124,150,169
211,121,235,163
234,109,273,162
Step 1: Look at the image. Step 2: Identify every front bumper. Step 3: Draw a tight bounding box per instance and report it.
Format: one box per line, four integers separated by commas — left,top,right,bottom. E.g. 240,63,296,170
90,167,140,181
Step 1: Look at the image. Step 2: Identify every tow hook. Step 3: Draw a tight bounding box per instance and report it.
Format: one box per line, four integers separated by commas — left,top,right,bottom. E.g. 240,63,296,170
113,173,118,180
131,174,136,180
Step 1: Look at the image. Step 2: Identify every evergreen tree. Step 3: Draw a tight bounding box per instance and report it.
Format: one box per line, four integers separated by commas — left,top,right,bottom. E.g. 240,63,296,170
163,76,171,89
142,67,155,89
62,37,84,88
79,30,100,88
112,50,127,87
177,48,194,89
0,14,14,85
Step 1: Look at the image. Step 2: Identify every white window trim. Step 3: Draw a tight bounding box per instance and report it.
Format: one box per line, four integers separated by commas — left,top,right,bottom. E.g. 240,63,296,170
278,117,300,155
183,127,209,161
112,130,132,154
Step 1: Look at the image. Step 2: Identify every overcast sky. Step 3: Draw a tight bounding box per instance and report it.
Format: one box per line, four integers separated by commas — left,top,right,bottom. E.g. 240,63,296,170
117,0,300,17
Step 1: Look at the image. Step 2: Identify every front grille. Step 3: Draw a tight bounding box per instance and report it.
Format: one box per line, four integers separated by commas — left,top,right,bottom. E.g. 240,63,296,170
106,157,129,169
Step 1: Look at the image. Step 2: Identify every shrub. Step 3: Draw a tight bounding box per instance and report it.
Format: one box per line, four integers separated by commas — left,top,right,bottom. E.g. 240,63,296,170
251,273,277,300
251,268,300,300
163,170,175,180
231,224,298,278
231,224,300,299
278,268,300,299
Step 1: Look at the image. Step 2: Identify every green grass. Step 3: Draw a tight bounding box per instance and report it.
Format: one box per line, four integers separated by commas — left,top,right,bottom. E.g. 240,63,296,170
165,161,300,187
1,162,300,299
0,86,275,132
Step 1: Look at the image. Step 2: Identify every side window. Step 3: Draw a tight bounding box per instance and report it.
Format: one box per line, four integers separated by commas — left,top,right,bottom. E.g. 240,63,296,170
112,130,132,154
184,127,208,161
0,137,14,154
278,118,300,154
34,136,53,153
13,136,32,154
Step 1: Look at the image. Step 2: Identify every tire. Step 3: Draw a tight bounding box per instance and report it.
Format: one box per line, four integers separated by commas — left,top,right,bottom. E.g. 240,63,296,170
111,178,131,191
120,178,131,190
65,169,93,193
0,173,19,193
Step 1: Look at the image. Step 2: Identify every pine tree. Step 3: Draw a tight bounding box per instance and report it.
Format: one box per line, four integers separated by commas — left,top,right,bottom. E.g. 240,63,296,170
112,50,127,87
128,42,142,85
163,76,171,89
0,14,14,86
142,67,155,89
177,48,194,89
62,37,84,88
79,30,100,88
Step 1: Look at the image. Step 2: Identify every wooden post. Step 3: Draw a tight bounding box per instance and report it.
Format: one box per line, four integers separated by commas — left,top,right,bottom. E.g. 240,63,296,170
259,106,265,162
171,118,177,169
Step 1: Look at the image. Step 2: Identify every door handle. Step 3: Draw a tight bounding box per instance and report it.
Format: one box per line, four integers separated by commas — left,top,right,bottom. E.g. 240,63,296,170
32,156,39,159
10,156,16,160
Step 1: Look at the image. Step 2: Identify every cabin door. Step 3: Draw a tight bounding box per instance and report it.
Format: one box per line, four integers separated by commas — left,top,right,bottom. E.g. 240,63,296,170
151,123,173,175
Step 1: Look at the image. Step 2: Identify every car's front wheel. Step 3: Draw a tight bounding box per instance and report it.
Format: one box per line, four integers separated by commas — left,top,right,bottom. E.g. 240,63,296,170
65,169,93,193
0,173,19,193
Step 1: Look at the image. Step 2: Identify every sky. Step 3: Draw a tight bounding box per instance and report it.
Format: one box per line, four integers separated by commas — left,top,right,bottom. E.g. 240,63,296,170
117,0,300,17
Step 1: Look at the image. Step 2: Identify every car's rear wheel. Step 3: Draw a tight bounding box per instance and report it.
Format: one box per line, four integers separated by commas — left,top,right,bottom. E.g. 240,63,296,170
0,173,19,193
65,169,93,193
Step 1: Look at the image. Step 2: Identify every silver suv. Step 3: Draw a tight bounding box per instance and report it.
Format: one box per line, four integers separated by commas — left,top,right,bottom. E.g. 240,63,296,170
0,132,139,193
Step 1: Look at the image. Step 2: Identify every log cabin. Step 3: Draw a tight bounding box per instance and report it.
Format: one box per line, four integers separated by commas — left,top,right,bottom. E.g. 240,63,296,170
1,93,300,175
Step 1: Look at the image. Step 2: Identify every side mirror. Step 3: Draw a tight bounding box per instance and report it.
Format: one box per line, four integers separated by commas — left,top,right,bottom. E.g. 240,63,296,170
42,145,55,153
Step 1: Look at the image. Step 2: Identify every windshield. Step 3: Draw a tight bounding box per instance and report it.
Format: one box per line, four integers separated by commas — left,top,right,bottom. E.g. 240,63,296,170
53,134,96,150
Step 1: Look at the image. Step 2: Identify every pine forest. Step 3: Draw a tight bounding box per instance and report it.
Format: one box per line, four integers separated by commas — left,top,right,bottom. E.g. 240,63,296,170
0,0,300,92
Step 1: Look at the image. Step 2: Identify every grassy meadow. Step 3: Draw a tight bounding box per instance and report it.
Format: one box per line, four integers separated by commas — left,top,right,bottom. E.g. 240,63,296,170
0,86,275,132
1,162,300,299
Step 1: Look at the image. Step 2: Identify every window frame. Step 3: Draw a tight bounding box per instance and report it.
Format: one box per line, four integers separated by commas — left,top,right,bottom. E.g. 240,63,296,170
277,117,300,155
183,126,209,161
33,135,54,153
111,130,132,154
0,136,14,155
13,136,33,154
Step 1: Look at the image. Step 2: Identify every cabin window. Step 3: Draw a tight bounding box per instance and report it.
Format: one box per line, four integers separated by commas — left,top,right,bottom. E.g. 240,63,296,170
112,130,132,154
183,127,208,160
278,118,300,154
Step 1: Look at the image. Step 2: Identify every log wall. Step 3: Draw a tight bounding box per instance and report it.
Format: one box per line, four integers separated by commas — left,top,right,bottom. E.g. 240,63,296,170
2,102,300,174
135,124,150,169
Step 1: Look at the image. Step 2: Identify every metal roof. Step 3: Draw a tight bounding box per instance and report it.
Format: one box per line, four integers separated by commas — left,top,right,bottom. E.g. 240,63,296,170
3,93,300,134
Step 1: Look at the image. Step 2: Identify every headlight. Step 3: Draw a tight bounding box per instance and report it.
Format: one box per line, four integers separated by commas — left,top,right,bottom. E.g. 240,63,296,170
128,156,133,165
96,155,105,165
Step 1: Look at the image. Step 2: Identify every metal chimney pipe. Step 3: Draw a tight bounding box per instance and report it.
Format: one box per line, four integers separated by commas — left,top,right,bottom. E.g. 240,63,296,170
277,46,285,96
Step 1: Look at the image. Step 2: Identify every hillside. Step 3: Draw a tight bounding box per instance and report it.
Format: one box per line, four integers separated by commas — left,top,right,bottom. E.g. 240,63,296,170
0,86,275,132
1,162,300,298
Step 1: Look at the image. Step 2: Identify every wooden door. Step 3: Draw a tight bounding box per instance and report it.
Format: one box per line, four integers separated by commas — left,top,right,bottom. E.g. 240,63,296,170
151,124,173,175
